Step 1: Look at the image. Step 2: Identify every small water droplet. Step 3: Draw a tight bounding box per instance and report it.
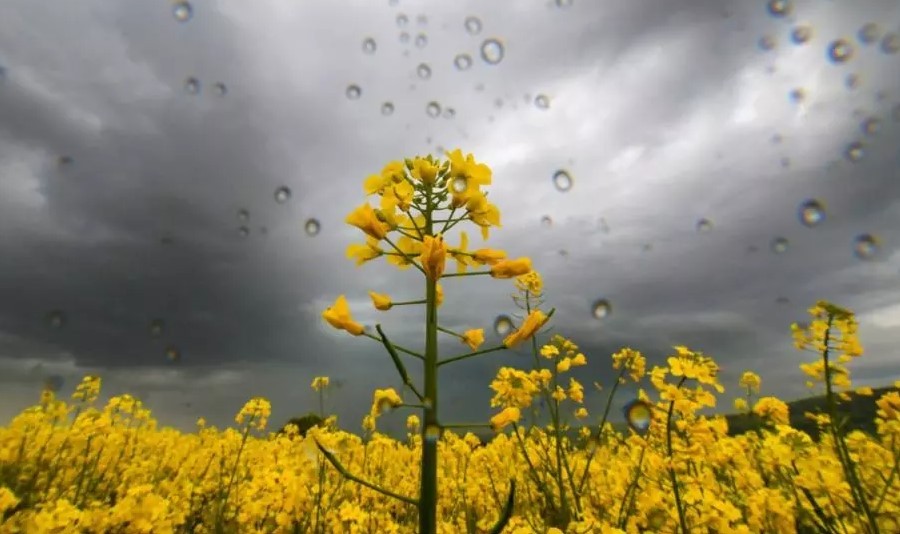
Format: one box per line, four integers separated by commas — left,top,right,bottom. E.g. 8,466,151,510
776,296,790,304
861,117,881,136
454,53,473,71
426,101,441,118
346,84,362,100
238,226,250,238
858,23,881,45
480,38,505,65
397,13,408,27
415,33,428,48
534,94,550,109
165,345,181,362
770,237,789,254
184,77,200,94
362,37,377,54
592,299,611,319
424,424,440,443
46,310,66,329
149,319,165,337
172,1,193,22
555,0,573,7
57,156,73,167
493,315,513,335
696,218,713,232
791,25,813,44
552,170,573,192
880,33,900,54
758,35,777,51
827,39,854,63
212,82,227,97
540,215,552,227
381,102,394,116
798,199,825,227
464,16,482,35
274,186,292,203
623,399,652,434
416,14,427,26
304,218,321,236
443,107,455,119
44,375,64,392
399,31,410,44
237,209,249,223
845,73,861,89
766,0,792,17
451,177,467,193
844,141,864,162
853,234,879,260
417,63,432,79
788,88,806,103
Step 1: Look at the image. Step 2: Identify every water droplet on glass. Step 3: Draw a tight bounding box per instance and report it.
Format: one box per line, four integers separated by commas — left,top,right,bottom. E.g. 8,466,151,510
165,345,181,362
766,0,792,17
770,237,789,254
399,32,410,44
464,16,482,35
592,299,611,319
415,33,428,48
212,82,227,97
493,315,513,335
827,39,854,63
861,117,881,136
416,14,427,26
451,177,467,193
845,73,861,89
397,13,408,27
880,33,900,54
424,424,440,443
623,399,652,434
238,226,250,238
304,218,321,236
346,84,362,100
480,38,505,65
791,25,812,44
57,156,73,167
788,88,805,103
540,215,552,227
552,170,573,192
852,234,879,260
555,0,573,7
381,102,394,116
776,296,790,305
696,218,713,232
172,1,193,22
426,101,441,118
46,310,66,329
149,319,165,337
844,141,864,162
454,53,473,71
858,23,881,45
362,37,377,54
798,199,825,227
237,209,250,223
184,77,200,94
274,186,292,203
443,107,455,119
534,94,550,109
758,35,776,51
44,375,64,392
417,63,431,80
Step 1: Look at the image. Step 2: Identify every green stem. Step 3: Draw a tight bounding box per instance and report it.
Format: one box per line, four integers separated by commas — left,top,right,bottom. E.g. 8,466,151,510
440,271,492,278
393,299,427,306
314,440,419,506
419,184,439,534
577,369,626,494
363,333,424,361
438,345,506,367
375,325,425,402
667,376,690,534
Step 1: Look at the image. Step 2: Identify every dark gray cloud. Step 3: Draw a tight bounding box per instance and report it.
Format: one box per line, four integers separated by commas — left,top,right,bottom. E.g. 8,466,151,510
1,0,899,434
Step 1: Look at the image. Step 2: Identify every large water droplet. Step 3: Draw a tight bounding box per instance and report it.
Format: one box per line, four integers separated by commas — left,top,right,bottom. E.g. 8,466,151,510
426,101,441,118
494,315,513,335
798,199,825,227
758,35,776,51
770,237,789,254
592,299,611,319
454,53,473,71
415,33,428,48
424,424,440,443
172,1,193,22
844,141,864,162
184,77,200,95
852,234,879,260
346,84,362,100
858,23,881,45
880,33,900,54
149,319,165,337
451,177,467,193
362,37,377,54
417,63,432,80
464,16,482,35
165,345,181,362
396,13,408,27
381,102,394,116
212,82,227,97
46,310,66,329
623,399,652,434
534,94,550,109
552,170,573,192
305,218,321,236
790,25,813,45
827,39,854,63
696,218,713,232
274,186,292,204
480,38,505,65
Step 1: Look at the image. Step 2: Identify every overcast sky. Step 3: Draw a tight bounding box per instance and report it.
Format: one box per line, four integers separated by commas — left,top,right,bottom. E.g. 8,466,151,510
1,0,899,436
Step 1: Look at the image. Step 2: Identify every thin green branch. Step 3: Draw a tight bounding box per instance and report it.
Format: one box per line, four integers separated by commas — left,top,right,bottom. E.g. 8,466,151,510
487,480,517,534
438,345,507,367
314,439,419,506
363,333,424,361
375,325,424,402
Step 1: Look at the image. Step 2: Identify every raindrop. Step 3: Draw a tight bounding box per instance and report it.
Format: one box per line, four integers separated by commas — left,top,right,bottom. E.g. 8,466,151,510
464,16,482,35
149,319,165,337
790,25,813,45
396,13,408,27
559,249,569,257
555,0,573,7
212,82,227,97
46,310,66,329
184,77,200,94
237,209,250,223
44,375,64,392
165,345,181,362
416,14,427,26
534,94,550,109
798,199,825,227
780,157,791,168
450,177,467,193
844,141,864,162
274,186,292,203
623,399,652,434
591,299,611,319
540,215,553,227
827,39,854,63
788,88,805,103
454,53,473,70
443,107,455,119
765,0,791,17
861,117,881,136
852,234,879,260
381,102,394,116
881,33,900,54
696,218,713,232
552,170,573,192
845,73,860,89
415,33,428,48
362,37,377,54
493,315,513,335
172,1,192,22
424,424,440,443
776,296,790,305
399,32,410,44
758,35,776,51
770,237,789,254
858,23,881,45
304,218,321,236
771,133,783,144
346,84,362,100
426,101,441,118
417,63,432,80
238,226,250,238
57,156,73,167
480,38,505,65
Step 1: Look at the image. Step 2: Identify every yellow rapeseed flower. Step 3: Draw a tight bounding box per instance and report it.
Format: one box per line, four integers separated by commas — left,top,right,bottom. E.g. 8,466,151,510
419,234,447,281
311,376,330,392
490,406,521,431
461,329,485,350
490,257,532,279
322,295,365,336
345,202,388,240
368,291,392,311
503,310,550,348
